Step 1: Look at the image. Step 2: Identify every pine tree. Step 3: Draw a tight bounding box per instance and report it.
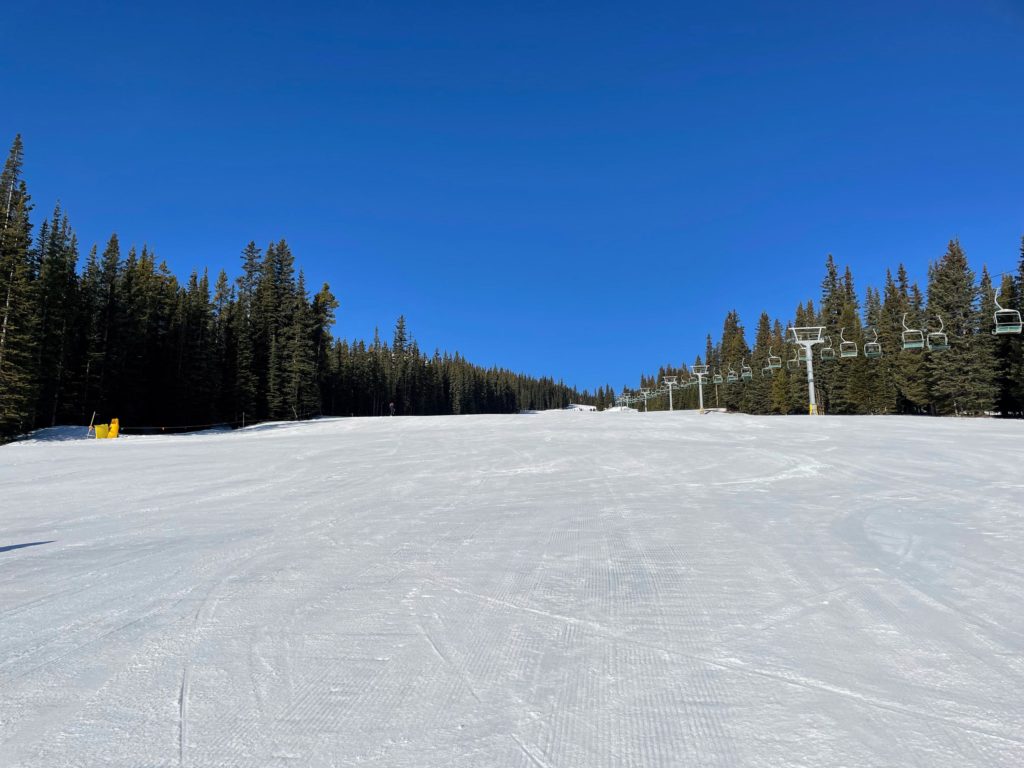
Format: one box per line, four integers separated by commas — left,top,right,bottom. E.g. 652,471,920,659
718,310,749,411
285,272,318,418
311,282,338,413
233,241,261,421
890,270,929,412
768,320,793,413
745,312,773,413
33,205,79,426
0,135,39,438
862,285,892,413
816,254,844,413
925,239,988,415
971,267,1000,415
830,268,868,413
1004,238,1024,416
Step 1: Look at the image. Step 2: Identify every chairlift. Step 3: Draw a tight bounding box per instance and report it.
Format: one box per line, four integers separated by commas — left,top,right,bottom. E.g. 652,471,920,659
820,336,835,362
993,295,1023,335
864,328,882,359
740,358,753,382
926,316,949,351
766,346,782,370
901,313,925,350
839,328,858,358
726,365,739,384
786,348,800,370
712,368,724,385
797,346,809,362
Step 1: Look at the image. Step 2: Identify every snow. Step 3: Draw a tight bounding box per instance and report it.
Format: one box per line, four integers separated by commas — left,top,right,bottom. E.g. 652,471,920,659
2,412,1023,767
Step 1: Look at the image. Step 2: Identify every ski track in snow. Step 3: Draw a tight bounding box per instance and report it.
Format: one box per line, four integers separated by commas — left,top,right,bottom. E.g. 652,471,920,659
1,412,1023,766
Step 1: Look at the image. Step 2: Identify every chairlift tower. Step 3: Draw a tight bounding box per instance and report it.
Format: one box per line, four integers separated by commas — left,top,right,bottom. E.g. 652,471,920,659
690,365,709,414
640,388,651,412
662,376,678,411
787,326,826,415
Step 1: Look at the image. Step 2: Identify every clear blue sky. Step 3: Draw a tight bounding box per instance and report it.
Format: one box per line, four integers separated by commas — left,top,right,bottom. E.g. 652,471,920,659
5,0,1023,392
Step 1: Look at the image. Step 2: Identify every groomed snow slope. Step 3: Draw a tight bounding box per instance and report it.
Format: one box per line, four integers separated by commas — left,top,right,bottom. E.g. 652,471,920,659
2,413,1023,767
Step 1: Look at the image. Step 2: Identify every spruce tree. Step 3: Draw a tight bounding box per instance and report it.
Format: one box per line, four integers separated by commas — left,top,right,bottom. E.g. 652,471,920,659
0,135,38,438
1008,238,1024,415
925,239,988,414
33,205,79,426
745,312,773,414
311,282,338,413
971,267,1000,415
285,272,318,419
862,285,892,413
233,241,261,421
830,268,867,413
891,271,929,412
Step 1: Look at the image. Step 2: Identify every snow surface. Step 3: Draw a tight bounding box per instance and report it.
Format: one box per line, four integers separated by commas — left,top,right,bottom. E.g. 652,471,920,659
2,412,1023,767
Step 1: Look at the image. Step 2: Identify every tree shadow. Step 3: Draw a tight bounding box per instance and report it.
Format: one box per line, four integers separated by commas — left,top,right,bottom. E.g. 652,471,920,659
13,427,88,443
0,541,55,554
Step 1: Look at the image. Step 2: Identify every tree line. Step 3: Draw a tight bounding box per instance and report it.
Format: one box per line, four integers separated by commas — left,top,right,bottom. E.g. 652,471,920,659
633,239,1024,417
0,136,606,442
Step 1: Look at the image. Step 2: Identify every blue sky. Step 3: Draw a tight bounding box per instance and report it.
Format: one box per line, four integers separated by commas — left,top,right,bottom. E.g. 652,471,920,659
4,0,1023,391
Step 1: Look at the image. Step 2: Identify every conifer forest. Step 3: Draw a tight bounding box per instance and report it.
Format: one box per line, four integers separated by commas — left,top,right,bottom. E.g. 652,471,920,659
2,134,1022,443
629,239,1024,417
0,137,599,442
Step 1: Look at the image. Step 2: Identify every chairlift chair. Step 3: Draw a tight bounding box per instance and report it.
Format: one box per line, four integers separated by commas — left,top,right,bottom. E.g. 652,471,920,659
820,336,835,362
726,365,739,384
839,328,858,358
786,348,800,370
993,295,1023,335
926,316,950,351
901,314,925,350
766,346,782,370
864,328,882,359
797,346,809,362
712,368,724,385
740,359,753,382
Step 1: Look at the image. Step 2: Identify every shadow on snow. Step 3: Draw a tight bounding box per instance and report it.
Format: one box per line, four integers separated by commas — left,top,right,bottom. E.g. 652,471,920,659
0,541,55,554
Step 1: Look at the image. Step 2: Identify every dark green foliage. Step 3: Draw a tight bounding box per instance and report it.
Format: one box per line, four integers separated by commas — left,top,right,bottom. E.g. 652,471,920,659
0,137,598,442
0,135,38,436
6,135,1023,437
635,243,1023,419
924,240,994,415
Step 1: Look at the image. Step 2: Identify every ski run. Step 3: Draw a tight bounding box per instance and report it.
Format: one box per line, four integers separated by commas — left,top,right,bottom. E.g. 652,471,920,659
2,411,1023,767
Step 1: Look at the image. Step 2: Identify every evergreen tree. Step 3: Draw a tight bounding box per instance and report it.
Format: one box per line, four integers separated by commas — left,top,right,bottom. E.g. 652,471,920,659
311,282,338,412
925,239,990,415
33,205,79,426
233,241,261,421
0,135,38,438
718,310,749,411
745,312,773,414
285,272,318,418
1003,238,1024,416
971,267,1000,415
830,268,867,413
862,285,892,413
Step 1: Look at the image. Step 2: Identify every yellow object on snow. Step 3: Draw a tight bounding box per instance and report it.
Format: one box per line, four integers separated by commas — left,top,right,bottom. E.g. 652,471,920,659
92,418,120,439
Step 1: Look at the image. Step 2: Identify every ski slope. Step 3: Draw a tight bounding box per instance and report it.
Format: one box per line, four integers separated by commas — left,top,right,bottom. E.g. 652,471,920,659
2,412,1023,767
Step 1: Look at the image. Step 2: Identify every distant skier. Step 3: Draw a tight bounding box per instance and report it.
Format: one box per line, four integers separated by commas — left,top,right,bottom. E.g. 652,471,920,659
389,402,396,417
